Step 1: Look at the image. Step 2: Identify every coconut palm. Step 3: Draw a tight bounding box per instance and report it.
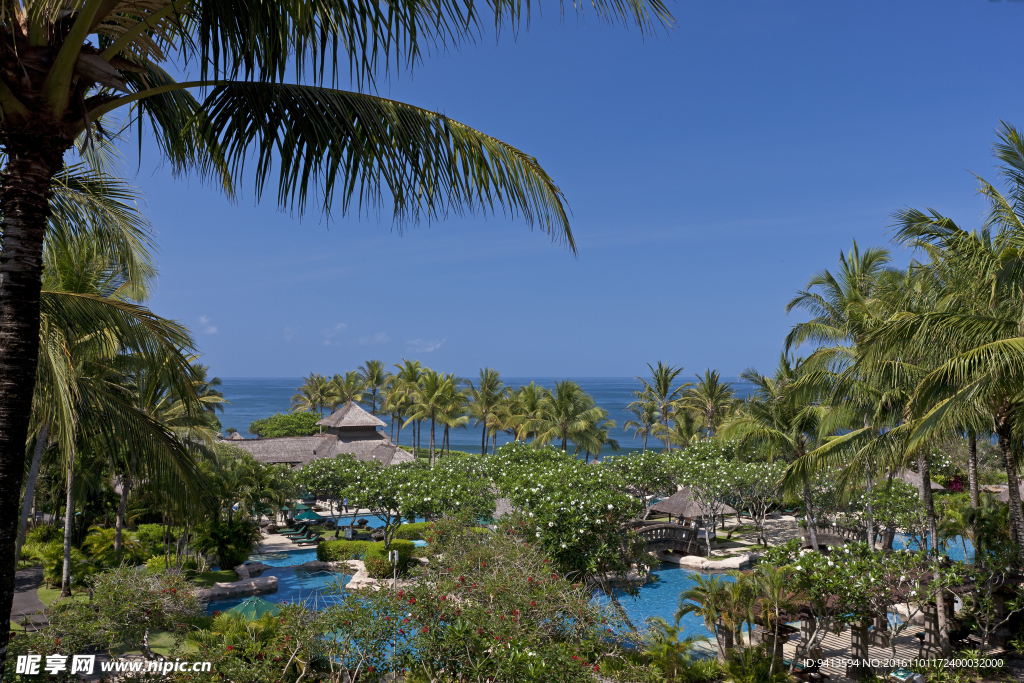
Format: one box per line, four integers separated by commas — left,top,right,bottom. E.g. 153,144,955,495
330,371,366,408
437,374,468,456
358,360,390,414
465,368,505,455
623,400,659,452
676,573,730,661
680,369,738,440
405,369,452,466
721,356,824,550
506,382,548,442
634,362,691,452
291,374,334,417
572,408,618,463
394,359,425,455
533,380,605,453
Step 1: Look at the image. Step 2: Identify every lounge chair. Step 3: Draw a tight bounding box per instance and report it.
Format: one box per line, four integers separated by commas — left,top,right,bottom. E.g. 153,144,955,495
287,529,314,542
280,524,309,537
295,533,322,545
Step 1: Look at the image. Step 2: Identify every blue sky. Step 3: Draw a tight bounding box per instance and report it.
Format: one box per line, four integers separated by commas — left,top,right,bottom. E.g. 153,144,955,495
128,0,1024,378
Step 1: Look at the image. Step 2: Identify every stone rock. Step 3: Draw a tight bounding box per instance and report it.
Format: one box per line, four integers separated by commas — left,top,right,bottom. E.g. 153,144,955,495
655,550,760,571
196,576,278,601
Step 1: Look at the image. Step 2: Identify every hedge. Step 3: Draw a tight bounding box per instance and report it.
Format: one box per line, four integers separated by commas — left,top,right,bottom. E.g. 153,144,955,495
317,540,375,562
394,522,432,541
364,540,415,579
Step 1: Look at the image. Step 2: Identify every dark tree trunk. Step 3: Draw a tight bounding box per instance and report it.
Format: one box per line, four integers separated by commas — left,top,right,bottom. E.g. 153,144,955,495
16,424,48,565
0,137,67,664
429,416,435,466
996,410,1024,567
481,415,488,456
60,457,74,597
968,431,979,509
115,453,136,562
917,447,950,655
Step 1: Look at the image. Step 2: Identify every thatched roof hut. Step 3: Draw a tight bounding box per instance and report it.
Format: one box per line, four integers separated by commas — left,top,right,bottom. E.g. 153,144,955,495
222,401,413,469
648,488,736,520
996,483,1024,504
896,469,945,492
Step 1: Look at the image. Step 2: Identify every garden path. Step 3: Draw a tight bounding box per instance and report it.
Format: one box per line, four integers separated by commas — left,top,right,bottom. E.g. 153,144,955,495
9,565,47,630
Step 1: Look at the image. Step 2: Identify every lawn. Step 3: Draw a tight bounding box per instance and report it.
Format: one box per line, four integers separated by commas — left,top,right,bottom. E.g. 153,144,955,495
192,570,238,588
37,586,89,606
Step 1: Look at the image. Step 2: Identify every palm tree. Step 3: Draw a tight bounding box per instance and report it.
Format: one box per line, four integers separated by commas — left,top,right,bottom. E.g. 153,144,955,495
721,356,823,551
358,360,389,414
680,369,738,440
572,408,619,463
623,400,659,452
330,371,366,408
465,368,505,455
751,563,795,676
291,374,333,417
0,0,675,641
634,362,690,451
437,374,468,456
405,369,452,466
534,380,605,453
394,360,425,456
676,573,730,661
506,382,548,442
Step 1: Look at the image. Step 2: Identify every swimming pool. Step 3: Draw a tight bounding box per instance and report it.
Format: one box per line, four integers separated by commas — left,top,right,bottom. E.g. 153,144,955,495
208,565,353,614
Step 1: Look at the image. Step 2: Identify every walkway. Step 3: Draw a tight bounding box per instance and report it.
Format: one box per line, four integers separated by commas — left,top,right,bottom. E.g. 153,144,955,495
9,565,47,631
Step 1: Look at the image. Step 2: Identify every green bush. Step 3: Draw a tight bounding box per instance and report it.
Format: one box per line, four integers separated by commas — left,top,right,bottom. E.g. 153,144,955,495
134,524,177,553
364,540,415,579
394,522,432,541
316,540,375,562
248,412,321,438
26,525,61,545
145,554,200,574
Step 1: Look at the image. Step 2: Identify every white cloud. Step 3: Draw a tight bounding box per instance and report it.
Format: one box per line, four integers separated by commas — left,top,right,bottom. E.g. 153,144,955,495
406,338,444,353
283,326,299,341
322,322,348,346
358,332,391,345
198,316,218,334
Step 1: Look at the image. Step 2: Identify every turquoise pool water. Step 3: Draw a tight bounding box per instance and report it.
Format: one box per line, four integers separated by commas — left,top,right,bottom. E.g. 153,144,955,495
891,534,975,563
208,565,353,614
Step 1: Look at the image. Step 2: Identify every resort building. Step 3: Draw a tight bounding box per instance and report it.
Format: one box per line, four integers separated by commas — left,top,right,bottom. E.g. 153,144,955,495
221,401,415,469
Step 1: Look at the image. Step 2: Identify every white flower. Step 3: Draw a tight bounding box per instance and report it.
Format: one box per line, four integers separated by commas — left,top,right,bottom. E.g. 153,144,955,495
536,532,541,538
548,521,555,527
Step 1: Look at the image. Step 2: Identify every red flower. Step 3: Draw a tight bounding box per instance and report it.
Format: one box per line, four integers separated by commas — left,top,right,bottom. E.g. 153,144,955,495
439,595,446,601
530,601,536,606
226,645,234,651
421,626,429,634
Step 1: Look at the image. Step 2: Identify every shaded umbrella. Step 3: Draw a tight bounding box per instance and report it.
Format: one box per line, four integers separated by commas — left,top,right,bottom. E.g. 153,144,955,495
227,596,280,621
648,487,736,521
292,503,311,511
294,510,322,522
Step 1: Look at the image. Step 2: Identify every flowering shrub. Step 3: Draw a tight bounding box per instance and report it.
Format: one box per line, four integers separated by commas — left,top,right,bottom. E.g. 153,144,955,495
364,539,416,578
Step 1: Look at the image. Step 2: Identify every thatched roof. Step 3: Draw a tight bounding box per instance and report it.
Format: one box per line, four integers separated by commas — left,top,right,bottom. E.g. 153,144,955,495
493,498,514,519
317,401,386,429
896,469,945,492
996,483,1024,504
649,487,736,518
223,430,413,468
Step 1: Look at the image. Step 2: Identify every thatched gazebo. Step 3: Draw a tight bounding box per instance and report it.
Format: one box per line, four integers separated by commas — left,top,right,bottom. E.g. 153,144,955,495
896,469,945,493
648,487,736,523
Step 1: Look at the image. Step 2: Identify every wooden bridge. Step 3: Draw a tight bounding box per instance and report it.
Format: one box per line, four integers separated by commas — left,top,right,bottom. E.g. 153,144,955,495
631,521,707,556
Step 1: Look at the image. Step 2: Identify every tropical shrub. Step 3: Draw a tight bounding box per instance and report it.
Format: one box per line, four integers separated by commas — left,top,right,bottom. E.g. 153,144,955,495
145,553,201,574
26,525,61,544
82,526,148,568
40,542,94,588
191,518,261,569
364,539,415,579
317,540,375,562
248,412,321,438
394,521,431,540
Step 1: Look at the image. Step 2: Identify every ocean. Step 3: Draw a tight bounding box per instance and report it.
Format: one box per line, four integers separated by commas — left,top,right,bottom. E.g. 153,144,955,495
215,376,756,456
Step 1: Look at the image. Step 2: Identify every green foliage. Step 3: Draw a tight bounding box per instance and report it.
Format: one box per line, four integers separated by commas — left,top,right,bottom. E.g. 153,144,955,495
145,553,201,574
26,525,61,544
248,411,322,438
641,616,712,683
40,542,94,589
485,442,651,596
82,526,148,568
364,539,415,578
394,521,431,540
602,450,675,504
722,645,787,683
317,540,375,562
191,517,261,569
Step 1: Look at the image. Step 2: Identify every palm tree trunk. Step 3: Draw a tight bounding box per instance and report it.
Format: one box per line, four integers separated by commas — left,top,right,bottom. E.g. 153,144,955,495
803,477,819,552
481,417,488,456
968,431,979,508
492,431,497,454
642,429,648,453
16,424,48,566
61,455,75,598
396,415,402,447
0,140,67,666
429,417,436,466
996,411,1024,567
115,453,136,562
917,448,950,655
